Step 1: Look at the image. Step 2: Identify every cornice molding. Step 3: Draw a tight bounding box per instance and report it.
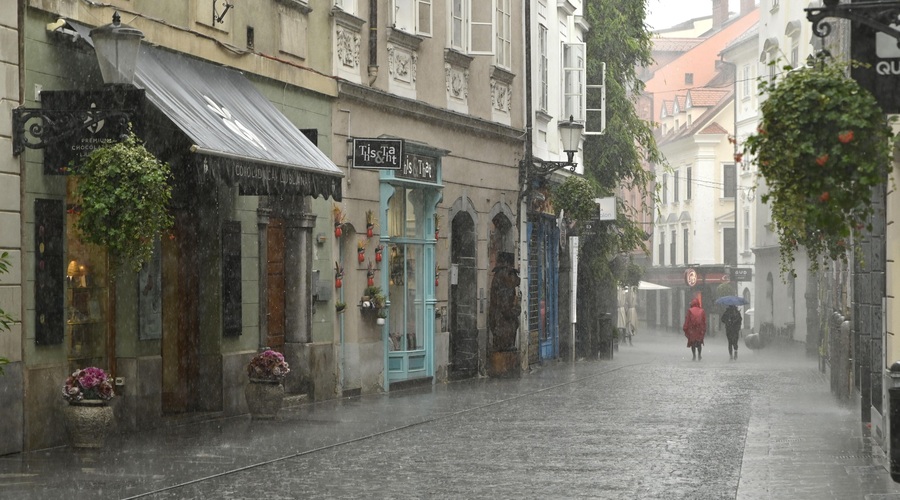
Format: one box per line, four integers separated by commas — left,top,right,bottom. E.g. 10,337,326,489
339,82,523,143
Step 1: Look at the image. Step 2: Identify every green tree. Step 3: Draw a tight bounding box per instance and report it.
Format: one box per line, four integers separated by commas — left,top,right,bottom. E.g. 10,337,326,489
574,0,662,355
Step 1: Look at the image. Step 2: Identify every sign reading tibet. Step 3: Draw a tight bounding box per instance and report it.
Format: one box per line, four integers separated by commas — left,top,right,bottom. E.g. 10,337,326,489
352,138,404,169
852,22,900,114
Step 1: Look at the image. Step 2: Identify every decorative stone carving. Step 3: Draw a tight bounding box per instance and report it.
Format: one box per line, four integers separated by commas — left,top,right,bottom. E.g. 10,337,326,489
491,79,512,112
388,44,417,83
337,26,360,68
445,65,469,99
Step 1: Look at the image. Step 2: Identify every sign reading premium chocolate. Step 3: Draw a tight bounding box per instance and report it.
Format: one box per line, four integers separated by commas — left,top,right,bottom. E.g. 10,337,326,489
40,89,143,175
852,21,900,114
353,138,404,169
397,153,437,183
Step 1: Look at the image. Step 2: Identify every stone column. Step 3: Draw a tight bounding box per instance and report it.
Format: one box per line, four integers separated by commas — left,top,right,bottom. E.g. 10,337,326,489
283,197,318,396
257,208,271,351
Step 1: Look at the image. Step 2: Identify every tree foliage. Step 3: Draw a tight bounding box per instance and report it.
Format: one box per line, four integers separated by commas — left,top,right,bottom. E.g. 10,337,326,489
581,0,660,256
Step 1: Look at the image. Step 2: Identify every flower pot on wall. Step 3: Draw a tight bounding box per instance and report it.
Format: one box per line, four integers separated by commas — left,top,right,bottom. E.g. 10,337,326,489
63,399,114,448
245,379,285,420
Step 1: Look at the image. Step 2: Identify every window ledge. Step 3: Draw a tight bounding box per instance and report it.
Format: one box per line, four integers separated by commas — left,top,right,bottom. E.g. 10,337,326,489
332,6,366,31
444,48,474,69
276,0,312,15
490,65,516,84
388,28,425,51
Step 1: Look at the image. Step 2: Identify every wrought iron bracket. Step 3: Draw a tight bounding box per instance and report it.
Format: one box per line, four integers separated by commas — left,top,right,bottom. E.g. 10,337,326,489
12,107,132,156
531,161,578,177
806,0,900,43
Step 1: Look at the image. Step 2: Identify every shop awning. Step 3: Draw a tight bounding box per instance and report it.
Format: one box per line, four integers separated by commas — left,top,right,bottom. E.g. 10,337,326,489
69,21,342,200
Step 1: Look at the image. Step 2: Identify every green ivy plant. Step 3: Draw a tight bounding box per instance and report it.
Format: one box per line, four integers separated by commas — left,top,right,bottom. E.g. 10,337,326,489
551,176,600,222
75,131,174,273
0,252,13,374
743,58,895,276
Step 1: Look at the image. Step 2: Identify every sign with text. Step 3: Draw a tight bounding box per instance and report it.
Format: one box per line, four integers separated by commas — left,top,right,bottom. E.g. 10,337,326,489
352,138,403,169
852,22,900,113
397,153,437,183
730,267,752,282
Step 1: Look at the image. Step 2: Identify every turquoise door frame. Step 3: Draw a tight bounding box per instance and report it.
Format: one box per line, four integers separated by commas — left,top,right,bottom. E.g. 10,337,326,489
378,148,444,389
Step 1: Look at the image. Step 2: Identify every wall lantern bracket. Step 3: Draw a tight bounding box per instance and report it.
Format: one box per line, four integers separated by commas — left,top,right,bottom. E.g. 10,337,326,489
806,0,900,43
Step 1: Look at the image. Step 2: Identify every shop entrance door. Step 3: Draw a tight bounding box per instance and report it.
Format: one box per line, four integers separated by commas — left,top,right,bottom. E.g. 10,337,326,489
266,218,286,351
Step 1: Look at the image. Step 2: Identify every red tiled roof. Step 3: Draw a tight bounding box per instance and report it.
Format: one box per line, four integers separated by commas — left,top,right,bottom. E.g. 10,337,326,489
687,88,730,107
699,122,729,135
675,95,687,110
652,37,705,53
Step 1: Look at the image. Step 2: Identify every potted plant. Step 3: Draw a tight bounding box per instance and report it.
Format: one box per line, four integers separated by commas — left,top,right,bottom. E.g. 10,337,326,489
335,261,344,289
743,57,896,276
332,203,346,238
245,348,291,420
61,367,115,448
376,308,388,326
374,244,384,263
74,130,174,273
367,260,376,287
357,237,367,263
365,209,378,238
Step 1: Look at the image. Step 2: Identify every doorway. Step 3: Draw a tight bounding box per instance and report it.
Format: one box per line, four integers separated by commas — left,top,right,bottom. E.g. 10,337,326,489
450,212,477,378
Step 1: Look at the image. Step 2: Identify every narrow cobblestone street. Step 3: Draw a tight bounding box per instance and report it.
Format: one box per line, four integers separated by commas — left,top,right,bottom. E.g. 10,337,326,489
3,327,900,499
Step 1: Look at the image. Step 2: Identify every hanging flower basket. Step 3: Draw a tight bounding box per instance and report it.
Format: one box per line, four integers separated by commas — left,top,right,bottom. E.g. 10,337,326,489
743,57,896,275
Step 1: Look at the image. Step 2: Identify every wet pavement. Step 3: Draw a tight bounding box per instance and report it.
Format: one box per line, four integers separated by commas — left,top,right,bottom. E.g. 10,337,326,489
3,327,900,499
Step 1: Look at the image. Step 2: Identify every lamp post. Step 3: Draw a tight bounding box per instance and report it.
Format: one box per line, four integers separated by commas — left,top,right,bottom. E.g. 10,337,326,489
12,12,144,155
530,115,585,177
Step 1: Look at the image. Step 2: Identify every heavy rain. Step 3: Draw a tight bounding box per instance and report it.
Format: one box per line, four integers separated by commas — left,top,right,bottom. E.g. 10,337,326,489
3,0,900,499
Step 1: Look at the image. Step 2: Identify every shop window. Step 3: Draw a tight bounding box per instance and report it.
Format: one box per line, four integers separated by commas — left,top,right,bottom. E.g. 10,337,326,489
61,186,111,370
388,244,424,351
222,221,242,337
36,199,65,345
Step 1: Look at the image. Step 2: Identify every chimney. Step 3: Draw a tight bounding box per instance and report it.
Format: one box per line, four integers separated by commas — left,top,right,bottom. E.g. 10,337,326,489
741,0,756,14
712,0,728,29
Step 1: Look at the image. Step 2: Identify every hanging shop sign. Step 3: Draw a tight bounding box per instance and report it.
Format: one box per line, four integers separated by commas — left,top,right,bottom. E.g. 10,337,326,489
730,267,752,282
397,153,437,183
852,22,900,114
34,89,144,175
352,138,404,169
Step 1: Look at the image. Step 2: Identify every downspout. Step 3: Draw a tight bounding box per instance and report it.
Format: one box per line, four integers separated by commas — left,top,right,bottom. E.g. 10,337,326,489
368,0,378,85
516,0,534,368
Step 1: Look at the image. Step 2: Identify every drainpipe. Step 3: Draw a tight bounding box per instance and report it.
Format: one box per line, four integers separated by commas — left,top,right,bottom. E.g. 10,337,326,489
368,0,378,85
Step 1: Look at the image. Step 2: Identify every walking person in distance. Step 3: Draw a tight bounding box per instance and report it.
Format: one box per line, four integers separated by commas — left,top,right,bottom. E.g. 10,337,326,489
721,305,742,360
683,297,707,361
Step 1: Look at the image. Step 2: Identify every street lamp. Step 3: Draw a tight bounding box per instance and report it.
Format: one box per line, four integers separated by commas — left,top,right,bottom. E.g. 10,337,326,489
532,115,585,176
12,12,145,155
90,11,144,86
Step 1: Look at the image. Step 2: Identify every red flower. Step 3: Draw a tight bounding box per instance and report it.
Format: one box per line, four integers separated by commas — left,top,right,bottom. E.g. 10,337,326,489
838,130,854,144
820,191,830,202
734,153,743,163
757,126,766,135
816,154,829,167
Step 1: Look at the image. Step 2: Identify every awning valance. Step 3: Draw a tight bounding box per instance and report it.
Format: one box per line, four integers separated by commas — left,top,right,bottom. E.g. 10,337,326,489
69,21,342,200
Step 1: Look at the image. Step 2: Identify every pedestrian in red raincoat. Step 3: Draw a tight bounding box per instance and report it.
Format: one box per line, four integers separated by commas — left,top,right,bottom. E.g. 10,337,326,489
683,297,707,361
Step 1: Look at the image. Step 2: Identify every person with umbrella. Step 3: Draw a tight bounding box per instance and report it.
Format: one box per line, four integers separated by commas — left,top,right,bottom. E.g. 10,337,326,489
721,305,742,360
683,296,707,361
716,296,748,360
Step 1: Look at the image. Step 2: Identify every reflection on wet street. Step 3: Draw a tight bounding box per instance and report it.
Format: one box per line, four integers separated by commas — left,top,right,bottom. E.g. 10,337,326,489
2,327,899,499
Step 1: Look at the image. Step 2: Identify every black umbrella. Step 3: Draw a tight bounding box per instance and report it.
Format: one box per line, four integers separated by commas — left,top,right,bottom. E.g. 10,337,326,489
715,295,749,306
